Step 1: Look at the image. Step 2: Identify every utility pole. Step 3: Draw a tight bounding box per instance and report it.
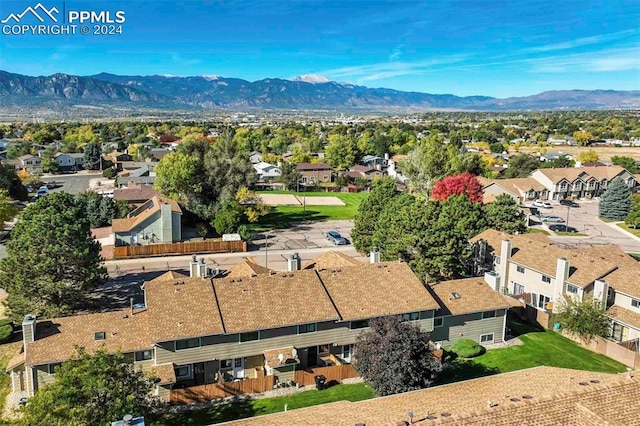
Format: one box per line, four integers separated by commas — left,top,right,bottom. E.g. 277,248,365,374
566,206,570,231
265,230,269,269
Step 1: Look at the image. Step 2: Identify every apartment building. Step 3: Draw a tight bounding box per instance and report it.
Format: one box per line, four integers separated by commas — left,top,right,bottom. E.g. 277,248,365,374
7,252,509,403
471,229,640,345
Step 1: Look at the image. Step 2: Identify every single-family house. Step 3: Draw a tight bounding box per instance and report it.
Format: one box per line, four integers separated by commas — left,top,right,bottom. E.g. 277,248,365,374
17,155,42,174
117,165,156,188
253,162,282,181
112,184,161,207
112,195,182,246
249,151,263,164
295,162,332,185
360,155,387,170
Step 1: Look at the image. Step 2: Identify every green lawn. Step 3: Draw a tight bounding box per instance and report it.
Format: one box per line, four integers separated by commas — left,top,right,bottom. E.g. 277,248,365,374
251,192,368,230
618,223,640,238
439,319,626,384
630,253,640,261
555,232,587,236
154,382,374,425
526,228,549,235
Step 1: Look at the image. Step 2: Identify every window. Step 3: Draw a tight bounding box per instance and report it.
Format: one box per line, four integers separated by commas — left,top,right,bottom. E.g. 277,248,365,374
434,317,444,328
297,323,317,334
323,175,329,181
480,333,494,343
220,359,233,369
632,299,640,308
482,310,496,319
350,320,369,329
175,338,200,350
342,345,350,360
538,294,550,309
48,362,62,375
516,266,525,274
94,332,106,341
134,350,153,361
239,331,260,343
319,344,330,354
566,284,579,294
234,358,243,368
541,275,552,284
175,365,192,380
514,283,525,295
401,312,420,322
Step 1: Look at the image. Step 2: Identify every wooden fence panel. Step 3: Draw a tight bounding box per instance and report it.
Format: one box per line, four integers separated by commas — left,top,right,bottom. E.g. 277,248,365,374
293,365,359,386
113,240,247,259
170,375,275,404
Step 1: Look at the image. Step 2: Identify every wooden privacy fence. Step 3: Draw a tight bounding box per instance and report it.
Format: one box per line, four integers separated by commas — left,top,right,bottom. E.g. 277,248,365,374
293,364,359,386
562,332,640,369
113,240,247,259
170,375,275,404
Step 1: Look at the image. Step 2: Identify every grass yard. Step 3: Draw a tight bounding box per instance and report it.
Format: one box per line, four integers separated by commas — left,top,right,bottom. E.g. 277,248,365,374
252,191,368,230
630,253,640,261
618,223,640,238
526,228,549,235
154,382,374,425
555,231,587,236
439,319,626,384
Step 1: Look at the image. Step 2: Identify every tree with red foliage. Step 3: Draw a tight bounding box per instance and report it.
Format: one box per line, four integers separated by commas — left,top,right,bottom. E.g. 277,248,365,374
431,172,483,203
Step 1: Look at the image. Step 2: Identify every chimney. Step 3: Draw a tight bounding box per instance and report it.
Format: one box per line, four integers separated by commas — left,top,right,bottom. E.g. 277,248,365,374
287,253,301,271
370,247,380,264
593,279,609,307
554,257,570,311
384,153,390,161
123,414,133,426
22,314,36,353
189,255,198,278
129,298,134,316
498,240,511,289
198,257,208,278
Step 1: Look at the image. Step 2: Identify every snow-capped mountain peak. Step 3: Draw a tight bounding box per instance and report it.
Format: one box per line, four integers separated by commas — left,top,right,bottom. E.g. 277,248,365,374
292,74,332,84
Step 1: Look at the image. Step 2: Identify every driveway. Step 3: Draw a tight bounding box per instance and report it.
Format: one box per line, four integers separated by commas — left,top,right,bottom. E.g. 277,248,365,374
531,200,640,253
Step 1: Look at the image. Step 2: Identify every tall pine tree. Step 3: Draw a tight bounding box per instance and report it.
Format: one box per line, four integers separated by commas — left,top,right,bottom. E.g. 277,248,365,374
599,179,632,221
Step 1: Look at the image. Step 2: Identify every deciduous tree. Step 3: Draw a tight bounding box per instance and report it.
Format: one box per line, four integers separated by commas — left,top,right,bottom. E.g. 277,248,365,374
625,195,640,229
0,190,19,229
577,149,599,164
0,193,107,320
599,179,632,221
573,130,594,146
353,316,442,396
502,154,539,178
431,172,483,203
325,134,358,169
611,156,640,174
19,348,158,426
556,297,609,343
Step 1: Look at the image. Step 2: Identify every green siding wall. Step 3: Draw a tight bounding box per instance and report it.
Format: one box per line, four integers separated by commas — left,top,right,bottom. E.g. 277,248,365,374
430,310,506,346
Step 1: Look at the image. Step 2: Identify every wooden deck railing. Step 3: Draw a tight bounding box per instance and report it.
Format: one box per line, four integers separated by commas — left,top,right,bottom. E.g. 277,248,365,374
113,240,247,259
293,364,358,386
170,375,275,404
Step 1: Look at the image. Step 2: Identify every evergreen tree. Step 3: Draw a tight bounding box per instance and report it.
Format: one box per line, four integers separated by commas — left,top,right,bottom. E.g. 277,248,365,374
83,142,102,170
351,177,398,254
484,194,527,234
599,179,632,220
1,193,106,320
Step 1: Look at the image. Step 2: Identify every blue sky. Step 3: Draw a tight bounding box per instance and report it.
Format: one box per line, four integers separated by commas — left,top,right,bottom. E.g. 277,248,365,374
0,0,638,97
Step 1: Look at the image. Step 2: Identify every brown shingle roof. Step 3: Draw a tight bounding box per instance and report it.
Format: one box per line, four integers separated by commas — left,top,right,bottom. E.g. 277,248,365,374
113,186,160,202
151,363,177,385
112,195,181,233
535,165,628,184
225,258,272,278
222,367,629,426
606,305,640,330
429,278,511,315
295,162,331,171
213,269,340,333
302,251,363,270
317,262,439,321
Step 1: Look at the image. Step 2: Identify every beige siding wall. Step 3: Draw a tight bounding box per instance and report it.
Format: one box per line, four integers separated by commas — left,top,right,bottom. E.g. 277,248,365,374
157,314,435,367
614,293,640,314
508,263,557,297
430,310,506,346
34,365,55,389
156,384,172,402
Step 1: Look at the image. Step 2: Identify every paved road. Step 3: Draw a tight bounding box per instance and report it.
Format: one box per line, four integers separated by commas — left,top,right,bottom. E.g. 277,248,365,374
532,200,640,253
41,172,101,195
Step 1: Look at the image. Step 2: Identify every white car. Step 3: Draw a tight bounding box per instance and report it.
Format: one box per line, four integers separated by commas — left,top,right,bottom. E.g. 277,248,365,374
533,200,551,209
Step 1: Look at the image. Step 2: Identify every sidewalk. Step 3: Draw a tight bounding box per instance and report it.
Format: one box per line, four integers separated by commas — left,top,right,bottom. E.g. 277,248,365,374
603,221,640,245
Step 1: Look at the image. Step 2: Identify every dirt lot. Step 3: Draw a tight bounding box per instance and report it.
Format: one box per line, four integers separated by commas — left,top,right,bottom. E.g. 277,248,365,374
259,194,301,206
295,196,345,206
515,146,640,161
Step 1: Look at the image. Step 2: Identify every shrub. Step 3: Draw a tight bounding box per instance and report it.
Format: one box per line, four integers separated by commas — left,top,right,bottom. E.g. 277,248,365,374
102,167,117,179
451,338,483,358
0,319,14,343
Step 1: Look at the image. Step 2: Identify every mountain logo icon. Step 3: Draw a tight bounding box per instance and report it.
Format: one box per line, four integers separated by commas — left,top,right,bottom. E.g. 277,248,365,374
1,3,59,24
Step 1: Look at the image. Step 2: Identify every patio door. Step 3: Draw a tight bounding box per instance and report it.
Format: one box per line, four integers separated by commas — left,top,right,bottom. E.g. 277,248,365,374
193,362,205,385
233,358,244,379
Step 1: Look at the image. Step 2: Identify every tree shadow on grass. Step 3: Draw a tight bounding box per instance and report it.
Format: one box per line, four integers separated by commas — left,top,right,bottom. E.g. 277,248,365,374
508,317,544,337
436,357,501,385
153,396,263,426
251,210,330,231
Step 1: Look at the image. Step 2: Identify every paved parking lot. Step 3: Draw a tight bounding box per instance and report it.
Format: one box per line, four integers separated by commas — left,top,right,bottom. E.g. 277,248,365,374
41,172,100,195
254,219,354,251
530,200,640,253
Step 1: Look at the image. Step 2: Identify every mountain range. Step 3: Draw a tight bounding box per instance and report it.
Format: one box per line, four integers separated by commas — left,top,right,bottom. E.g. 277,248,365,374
0,70,638,112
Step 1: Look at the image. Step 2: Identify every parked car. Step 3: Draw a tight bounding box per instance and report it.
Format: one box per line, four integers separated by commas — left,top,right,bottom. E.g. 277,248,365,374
326,230,348,245
46,181,57,189
38,186,48,193
542,215,565,223
559,199,579,207
533,200,552,209
549,224,578,233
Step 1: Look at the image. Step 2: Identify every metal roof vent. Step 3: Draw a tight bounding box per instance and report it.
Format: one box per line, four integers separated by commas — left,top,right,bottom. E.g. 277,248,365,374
451,292,462,299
